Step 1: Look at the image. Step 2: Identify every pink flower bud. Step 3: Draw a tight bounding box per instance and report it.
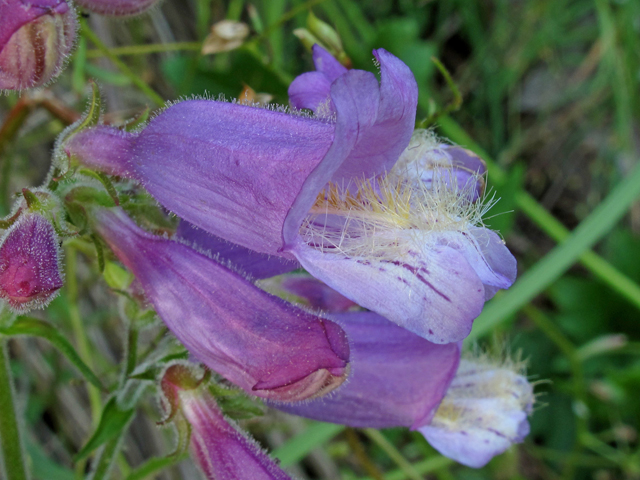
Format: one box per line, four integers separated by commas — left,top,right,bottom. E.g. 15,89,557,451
161,365,292,480
73,0,160,17
0,214,63,312
0,0,77,91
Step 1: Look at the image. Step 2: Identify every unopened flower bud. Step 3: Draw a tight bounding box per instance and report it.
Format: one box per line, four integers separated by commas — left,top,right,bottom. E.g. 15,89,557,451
73,0,159,17
0,214,63,313
306,11,343,57
161,365,293,480
418,355,534,468
0,0,77,91
201,20,249,55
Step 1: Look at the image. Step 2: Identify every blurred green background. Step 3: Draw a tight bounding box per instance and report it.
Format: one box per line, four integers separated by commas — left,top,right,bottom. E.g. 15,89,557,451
1,0,640,479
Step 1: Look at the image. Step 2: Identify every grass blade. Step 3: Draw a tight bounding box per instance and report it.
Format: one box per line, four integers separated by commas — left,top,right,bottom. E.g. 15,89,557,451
470,160,640,339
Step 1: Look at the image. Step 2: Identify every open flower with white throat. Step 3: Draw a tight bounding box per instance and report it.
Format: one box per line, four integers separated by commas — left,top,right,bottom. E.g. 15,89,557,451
64,47,515,343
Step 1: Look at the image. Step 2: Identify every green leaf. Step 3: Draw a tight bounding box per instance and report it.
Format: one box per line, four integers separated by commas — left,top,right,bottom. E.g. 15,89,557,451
78,169,120,206
125,454,188,480
0,317,104,390
26,438,75,480
75,397,136,461
271,422,344,466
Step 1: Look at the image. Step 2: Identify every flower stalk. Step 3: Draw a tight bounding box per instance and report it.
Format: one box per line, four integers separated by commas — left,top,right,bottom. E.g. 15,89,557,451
0,340,29,480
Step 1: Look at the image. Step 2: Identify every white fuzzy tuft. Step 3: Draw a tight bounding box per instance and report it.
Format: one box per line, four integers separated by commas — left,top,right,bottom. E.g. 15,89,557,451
300,167,495,263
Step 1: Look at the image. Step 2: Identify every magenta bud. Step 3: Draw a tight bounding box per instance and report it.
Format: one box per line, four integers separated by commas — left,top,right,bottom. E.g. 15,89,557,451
73,0,160,17
0,214,64,313
0,0,77,91
161,365,292,480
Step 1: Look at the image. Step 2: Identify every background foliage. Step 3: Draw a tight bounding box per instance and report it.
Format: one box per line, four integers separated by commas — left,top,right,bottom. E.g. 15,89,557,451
1,0,640,479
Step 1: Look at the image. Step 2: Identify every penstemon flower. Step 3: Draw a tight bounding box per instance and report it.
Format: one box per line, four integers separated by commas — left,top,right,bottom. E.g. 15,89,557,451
65,47,514,343
0,0,77,91
91,207,349,402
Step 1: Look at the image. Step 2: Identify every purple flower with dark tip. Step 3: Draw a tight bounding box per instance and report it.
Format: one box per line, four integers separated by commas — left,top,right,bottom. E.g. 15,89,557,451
92,207,350,402
65,47,515,344
161,365,292,480
0,0,77,90
0,213,64,313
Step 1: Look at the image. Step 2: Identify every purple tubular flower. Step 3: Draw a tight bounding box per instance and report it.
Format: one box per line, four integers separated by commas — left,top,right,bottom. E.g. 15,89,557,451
0,0,76,90
273,312,461,429
161,366,292,480
65,48,516,344
73,0,159,17
418,358,534,468
92,208,350,402
66,103,335,258
65,48,414,257
0,213,64,313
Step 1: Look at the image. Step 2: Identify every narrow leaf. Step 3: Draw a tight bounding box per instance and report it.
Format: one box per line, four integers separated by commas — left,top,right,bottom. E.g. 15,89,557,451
470,160,640,339
75,397,135,461
125,453,188,480
0,317,104,390
271,422,344,466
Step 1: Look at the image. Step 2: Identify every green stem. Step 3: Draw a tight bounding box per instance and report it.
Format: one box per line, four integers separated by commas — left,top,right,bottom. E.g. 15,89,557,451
522,305,589,480
87,435,123,480
227,0,245,20
80,21,165,107
247,0,329,46
85,42,202,59
65,247,102,427
125,326,139,379
0,340,29,480
363,429,422,480
344,428,385,480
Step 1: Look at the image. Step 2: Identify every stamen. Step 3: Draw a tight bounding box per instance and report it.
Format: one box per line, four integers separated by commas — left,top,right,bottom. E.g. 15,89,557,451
301,167,496,262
